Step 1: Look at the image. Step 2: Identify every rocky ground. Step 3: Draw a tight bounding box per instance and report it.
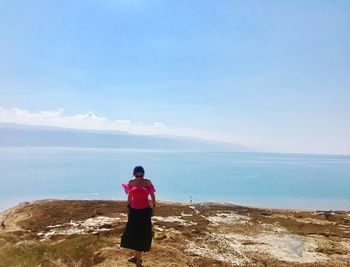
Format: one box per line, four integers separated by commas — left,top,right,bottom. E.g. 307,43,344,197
0,199,350,267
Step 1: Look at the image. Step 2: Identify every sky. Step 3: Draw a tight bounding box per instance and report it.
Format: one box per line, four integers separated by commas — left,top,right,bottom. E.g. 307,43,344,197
0,0,349,154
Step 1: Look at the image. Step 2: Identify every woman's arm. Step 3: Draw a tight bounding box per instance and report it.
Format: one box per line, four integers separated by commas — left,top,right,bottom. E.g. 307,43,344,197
146,179,156,216
150,193,156,216
127,179,133,206
127,193,132,206
127,193,132,218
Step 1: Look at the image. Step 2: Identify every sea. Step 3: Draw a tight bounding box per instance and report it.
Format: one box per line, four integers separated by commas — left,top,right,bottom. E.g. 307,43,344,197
1,147,350,212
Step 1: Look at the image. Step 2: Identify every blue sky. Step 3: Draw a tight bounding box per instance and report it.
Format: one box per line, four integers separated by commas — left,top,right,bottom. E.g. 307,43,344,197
0,0,349,154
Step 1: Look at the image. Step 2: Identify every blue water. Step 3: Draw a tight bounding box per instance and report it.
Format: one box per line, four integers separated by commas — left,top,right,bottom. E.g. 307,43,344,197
1,147,350,211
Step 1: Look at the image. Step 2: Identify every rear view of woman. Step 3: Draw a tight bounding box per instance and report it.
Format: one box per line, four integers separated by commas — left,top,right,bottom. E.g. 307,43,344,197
120,166,156,267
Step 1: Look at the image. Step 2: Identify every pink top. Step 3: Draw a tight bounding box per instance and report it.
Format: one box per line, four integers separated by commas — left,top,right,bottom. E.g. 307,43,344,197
122,182,156,209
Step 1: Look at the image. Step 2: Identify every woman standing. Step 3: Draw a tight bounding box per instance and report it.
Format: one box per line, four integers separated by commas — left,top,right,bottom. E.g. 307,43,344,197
120,166,156,267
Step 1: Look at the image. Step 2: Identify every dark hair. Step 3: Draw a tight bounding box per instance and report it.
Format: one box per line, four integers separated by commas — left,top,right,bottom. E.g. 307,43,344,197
133,165,145,176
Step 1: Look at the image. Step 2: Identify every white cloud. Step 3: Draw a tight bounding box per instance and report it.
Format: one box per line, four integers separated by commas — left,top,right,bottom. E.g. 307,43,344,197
0,107,244,145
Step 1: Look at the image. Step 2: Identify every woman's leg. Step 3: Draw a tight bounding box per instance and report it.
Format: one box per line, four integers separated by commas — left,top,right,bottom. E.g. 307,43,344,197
135,250,142,264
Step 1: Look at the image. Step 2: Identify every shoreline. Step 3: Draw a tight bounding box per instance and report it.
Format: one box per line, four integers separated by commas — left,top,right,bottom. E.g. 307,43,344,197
2,197,350,214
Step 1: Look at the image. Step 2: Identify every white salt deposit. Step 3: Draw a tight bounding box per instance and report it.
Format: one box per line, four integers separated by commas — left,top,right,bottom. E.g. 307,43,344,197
153,226,164,232
253,233,329,263
186,241,248,266
37,216,124,240
168,227,182,234
152,216,186,223
185,230,329,265
258,222,288,233
189,205,200,214
339,240,350,252
206,212,252,225
152,216,197,226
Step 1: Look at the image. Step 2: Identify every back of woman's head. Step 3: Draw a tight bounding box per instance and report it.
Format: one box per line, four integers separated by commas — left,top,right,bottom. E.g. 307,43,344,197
133,165,145,176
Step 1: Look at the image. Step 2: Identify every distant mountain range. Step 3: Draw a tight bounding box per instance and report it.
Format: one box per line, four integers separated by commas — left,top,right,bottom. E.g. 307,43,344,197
0,123,250,151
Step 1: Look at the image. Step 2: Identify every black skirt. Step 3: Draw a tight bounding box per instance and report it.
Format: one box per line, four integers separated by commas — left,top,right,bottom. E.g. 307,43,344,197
120,206,153,252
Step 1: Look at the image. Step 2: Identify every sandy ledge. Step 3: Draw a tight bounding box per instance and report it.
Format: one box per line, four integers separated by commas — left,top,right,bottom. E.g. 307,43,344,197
0,199,350,267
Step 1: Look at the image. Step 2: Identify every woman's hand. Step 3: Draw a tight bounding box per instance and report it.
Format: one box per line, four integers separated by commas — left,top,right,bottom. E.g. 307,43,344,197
151,208,155,217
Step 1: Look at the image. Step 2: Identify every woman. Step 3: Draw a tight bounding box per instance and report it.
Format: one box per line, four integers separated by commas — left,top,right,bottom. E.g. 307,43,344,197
120,166,156,267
